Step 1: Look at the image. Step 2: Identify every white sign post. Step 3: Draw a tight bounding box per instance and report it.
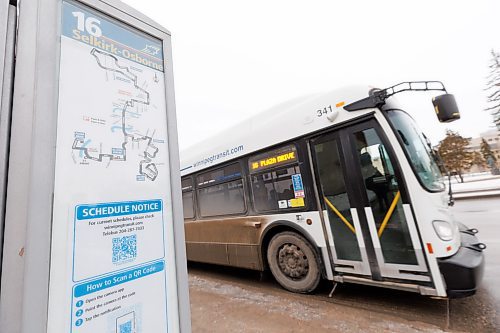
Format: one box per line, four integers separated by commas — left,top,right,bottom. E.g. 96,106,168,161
0,1,191,332
0,0,16,268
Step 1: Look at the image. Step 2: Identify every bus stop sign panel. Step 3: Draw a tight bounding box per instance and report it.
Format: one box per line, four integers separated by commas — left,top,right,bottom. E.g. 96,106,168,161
46,1,188,332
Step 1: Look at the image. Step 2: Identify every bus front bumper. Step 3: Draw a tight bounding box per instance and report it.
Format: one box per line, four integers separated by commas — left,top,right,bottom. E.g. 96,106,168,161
437,225,485,298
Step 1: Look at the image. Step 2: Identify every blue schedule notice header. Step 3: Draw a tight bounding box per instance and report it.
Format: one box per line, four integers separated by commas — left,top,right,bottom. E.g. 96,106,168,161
76,200,162,220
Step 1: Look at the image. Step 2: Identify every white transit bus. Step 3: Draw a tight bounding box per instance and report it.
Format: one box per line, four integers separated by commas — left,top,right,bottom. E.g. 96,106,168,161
180,82,485,298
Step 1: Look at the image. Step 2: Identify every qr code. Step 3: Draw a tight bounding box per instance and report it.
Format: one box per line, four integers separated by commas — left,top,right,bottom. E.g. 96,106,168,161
112,235,137,264
119,322,132,333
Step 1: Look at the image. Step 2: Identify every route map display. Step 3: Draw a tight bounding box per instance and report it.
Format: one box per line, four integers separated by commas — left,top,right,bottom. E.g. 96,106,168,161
61,1,167,182
49,1,172,332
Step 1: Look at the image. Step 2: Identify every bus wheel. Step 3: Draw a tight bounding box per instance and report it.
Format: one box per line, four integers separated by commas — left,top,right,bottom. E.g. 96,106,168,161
267,231,320,293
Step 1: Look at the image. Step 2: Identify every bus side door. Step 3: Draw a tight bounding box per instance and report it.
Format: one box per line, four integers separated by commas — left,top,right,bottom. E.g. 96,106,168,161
311,118,431,285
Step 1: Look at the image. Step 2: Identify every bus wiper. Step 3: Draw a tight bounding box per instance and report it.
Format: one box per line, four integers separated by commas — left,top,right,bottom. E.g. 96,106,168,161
397,130,410,146
448,172,454,206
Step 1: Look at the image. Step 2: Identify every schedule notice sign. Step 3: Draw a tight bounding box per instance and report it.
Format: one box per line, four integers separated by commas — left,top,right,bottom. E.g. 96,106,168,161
48,1,173,332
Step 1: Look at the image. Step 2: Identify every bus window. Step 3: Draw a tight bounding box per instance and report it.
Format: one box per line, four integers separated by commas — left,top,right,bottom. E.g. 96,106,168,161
197,164,246,217
249,144,304,212
197,162,242,186
354,128,417,265
181,177,195,219
313,138,361,262
251,165,303,212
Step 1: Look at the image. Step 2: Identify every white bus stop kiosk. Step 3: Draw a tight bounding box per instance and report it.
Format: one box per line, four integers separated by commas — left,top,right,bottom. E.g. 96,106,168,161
0,0,191,332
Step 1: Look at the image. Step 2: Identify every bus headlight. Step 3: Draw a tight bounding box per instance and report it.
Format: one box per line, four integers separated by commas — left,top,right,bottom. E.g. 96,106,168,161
432,220,454,241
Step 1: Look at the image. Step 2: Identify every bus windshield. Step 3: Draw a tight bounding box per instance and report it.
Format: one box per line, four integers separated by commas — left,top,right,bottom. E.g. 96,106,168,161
386,110,445,192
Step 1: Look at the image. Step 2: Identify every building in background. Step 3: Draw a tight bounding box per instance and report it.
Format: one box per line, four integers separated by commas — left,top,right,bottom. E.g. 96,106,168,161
467,129,500,173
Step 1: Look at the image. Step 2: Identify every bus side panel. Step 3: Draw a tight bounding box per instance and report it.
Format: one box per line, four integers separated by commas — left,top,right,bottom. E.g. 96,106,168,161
184,216,266,270
185,242,229,266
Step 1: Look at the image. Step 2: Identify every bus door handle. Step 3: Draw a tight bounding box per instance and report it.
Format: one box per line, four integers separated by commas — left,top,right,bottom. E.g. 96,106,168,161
244,221,261,228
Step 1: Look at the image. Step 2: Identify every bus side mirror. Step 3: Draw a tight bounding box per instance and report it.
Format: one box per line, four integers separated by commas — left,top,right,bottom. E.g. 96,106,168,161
432,94,460,123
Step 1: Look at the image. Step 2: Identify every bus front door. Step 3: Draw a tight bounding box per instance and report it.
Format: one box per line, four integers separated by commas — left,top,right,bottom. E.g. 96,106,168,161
310,119,430,285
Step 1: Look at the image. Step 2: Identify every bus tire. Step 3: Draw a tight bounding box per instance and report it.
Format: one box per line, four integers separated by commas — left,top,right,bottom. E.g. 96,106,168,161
267,231,320,293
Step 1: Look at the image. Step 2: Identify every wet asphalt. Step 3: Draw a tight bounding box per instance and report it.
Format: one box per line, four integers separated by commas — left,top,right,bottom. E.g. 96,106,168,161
451,196,500,330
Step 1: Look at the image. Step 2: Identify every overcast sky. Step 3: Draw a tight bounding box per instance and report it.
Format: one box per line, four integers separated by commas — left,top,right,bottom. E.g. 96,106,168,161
123,0,500,149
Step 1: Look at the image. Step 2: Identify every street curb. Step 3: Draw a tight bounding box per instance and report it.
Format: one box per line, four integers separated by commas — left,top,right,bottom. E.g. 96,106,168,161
453,190,500,199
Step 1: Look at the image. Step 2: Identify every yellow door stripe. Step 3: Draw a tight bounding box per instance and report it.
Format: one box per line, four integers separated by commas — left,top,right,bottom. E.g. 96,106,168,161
323,197,356,234
377,191,401,237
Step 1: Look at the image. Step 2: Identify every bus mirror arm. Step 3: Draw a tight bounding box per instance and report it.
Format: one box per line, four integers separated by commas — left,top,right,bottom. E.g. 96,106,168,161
344,82,460,124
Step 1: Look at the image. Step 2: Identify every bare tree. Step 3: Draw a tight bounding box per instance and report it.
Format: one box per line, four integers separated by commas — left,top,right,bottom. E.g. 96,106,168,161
485,49,500,129
480,138,499,174
480,137,497,162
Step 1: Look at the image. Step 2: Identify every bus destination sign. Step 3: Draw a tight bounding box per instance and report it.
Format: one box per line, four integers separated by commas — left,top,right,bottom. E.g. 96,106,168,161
249,145,298,173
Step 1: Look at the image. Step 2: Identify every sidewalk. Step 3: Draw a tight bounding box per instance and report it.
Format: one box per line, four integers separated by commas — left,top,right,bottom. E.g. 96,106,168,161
450,175,500,199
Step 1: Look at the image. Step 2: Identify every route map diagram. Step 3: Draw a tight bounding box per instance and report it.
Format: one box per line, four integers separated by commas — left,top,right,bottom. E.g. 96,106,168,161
71,48,162,181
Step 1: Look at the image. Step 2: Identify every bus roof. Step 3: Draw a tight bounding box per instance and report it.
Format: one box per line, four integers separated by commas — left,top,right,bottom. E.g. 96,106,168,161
180,85,375,176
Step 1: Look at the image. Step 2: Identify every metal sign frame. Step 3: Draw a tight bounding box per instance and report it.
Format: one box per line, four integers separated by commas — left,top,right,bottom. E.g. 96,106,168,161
0,0,191,332
0,0,16,280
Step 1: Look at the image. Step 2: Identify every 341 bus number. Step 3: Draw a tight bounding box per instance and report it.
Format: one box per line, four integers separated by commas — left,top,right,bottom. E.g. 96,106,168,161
316,105,333,117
